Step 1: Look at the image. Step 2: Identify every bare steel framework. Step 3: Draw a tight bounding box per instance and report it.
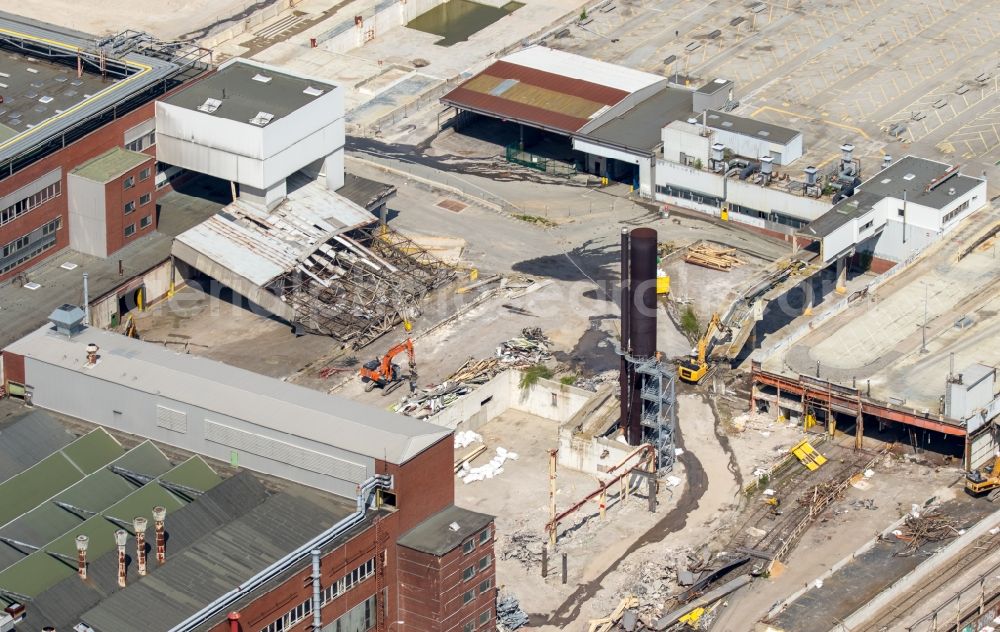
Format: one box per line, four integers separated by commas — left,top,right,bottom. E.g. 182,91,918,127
274,226,456,348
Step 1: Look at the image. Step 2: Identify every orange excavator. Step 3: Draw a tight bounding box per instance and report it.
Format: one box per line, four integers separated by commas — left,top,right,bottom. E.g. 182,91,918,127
359,338,417,395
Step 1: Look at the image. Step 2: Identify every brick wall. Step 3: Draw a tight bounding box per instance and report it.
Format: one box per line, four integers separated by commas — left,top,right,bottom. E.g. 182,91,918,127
104,156,156,255
378,437,455,534
1,350,25,387
0,102,158,282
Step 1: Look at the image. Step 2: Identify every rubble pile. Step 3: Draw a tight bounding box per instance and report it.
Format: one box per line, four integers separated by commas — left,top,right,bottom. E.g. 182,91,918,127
394,328,553,419
499,529,543,569
572,369,618,392
892,506,961,556
497,592,530,630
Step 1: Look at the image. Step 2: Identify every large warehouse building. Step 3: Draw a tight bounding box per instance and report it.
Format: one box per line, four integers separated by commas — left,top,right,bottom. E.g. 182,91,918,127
0,309,495,632
0,12,209,282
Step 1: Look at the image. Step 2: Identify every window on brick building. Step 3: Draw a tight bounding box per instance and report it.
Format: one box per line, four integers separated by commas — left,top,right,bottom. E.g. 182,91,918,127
124,224,135,237
139,167,151,181
463,539,475,554
462,565,475,581
478,528,491,545
463,589,475,605
124,200,135,214
463,622,474,632
478,578,492,595
479,610,491,627
140,215,152,229
124,176,135,189
477,554,491,571
140,192,151,206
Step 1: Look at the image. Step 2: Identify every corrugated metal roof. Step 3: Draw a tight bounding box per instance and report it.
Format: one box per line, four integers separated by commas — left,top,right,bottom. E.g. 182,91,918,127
440,48,661,134
0,410,76,483
501,46,664,93
6,325,452,465
30,471,272,631
79,487,355,632
173,175,377,286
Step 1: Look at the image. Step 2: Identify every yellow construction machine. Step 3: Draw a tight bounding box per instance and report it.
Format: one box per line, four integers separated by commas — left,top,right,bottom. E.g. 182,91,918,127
966,457,1000,501
678,313,727,384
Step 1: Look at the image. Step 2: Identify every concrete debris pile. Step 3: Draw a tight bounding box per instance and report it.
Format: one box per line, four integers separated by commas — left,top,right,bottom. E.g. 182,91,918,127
730,411,779,432
497,592,530,630
459,447,518,484
499,528,543,569
892,507,960,556
573,369,618,392
394,328,552,419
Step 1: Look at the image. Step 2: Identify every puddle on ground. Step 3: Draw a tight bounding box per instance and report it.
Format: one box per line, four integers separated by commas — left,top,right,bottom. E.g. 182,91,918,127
406,0,524,46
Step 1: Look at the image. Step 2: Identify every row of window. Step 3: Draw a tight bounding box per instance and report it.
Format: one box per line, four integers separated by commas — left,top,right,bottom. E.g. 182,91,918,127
1,218,60,274
123,166,152,190
260,558,375,632
126,130,155,153
942,199,971,225
320,557,377,607
258,597,312,632
461,554,492,582
461,609,492,632
124,216,153,237
462,578,493,605
462,527,492,554
124,192,152,215
1,181,61,227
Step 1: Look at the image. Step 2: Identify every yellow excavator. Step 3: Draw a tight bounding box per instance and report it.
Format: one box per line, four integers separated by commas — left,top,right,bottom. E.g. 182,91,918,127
966,457,1000,501
678,313,727,384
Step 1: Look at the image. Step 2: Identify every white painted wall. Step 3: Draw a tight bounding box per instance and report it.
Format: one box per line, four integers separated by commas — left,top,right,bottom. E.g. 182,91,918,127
709,128,802,164
67,174,107,257
155,81,344,190
573,138,654,196
726,178,830,221
655,160,725,197
661,121,710,165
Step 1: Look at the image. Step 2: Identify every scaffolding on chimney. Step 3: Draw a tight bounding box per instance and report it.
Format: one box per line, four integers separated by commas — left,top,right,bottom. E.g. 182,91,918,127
624,353,677,473
274,225,455,348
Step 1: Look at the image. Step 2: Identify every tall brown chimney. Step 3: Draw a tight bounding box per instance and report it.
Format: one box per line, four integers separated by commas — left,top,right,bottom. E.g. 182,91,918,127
153,506,166,565
115,529,128,588
133,517,148,576
75,535,89,580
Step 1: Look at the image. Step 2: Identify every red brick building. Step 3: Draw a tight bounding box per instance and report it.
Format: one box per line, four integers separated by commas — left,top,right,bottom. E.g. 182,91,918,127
0,15,205,282
0,321,497,632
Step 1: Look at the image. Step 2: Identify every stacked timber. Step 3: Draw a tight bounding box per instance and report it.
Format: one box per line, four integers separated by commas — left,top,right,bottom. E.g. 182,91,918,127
684,244,743,271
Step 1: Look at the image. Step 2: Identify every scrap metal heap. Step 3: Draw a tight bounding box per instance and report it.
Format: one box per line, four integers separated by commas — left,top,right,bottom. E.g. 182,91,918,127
276,226,456,347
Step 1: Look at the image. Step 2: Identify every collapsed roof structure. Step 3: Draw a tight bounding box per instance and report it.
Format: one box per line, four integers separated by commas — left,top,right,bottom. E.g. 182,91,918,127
171,176,455,347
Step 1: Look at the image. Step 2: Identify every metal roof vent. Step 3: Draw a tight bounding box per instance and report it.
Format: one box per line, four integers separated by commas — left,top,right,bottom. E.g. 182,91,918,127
948,187,956,195
197,98,221,113
48,304,86,337
249,111,274,126
903,173,916,181
758,130,770,137
721,120,733,127
303,86,324,96
252,73,272,83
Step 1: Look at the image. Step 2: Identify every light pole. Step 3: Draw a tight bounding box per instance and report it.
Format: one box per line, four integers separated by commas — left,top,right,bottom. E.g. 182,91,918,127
920,282,929,354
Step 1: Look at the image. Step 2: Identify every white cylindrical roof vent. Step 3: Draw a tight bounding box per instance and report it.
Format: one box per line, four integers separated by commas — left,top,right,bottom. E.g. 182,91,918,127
711,143,724,160
760,156,773,175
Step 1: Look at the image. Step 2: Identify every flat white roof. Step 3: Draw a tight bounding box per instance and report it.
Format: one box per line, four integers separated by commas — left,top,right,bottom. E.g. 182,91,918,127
502,46,664,94
6,325,450,465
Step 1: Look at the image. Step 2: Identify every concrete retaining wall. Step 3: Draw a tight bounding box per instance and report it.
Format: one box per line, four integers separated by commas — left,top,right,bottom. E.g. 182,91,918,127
429,370,592,431
557,432,634,473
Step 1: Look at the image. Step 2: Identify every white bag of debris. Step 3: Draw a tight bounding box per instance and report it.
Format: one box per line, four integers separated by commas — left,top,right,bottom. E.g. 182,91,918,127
461,447,514,484
454,430,482,448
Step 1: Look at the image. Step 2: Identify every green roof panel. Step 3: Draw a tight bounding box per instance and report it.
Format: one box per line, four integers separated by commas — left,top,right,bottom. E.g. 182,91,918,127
61,428,124,474
161,456,222,493
112,441,173,478
0,549,73,598
0,452,83,526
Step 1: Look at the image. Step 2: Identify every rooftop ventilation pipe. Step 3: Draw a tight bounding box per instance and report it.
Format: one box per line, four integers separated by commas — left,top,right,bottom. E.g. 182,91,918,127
804,166,817,186
153,506,166,565
168,475,393,632
311,550,322,631
227,612,240,632
133,517,148,576
75,535,89,580
882,155,892,169
86,344,99,366
115,529,128,588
